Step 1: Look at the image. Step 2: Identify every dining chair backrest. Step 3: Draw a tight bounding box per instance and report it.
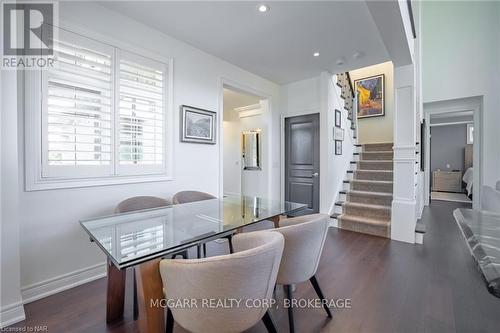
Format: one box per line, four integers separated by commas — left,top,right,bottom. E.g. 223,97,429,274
273,213,330,285
159,231,284,333
114,196,170,214
172,191,216,205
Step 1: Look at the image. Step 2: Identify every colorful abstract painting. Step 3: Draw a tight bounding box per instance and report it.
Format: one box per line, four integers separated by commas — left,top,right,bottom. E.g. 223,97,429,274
354,74,384,118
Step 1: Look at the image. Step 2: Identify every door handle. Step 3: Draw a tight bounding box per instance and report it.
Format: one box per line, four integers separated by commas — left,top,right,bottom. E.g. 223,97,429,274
312,172,319,177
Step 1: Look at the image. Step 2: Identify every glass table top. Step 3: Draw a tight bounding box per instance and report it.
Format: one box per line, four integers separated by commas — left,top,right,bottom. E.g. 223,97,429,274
80,196,306,269
453,208,500,297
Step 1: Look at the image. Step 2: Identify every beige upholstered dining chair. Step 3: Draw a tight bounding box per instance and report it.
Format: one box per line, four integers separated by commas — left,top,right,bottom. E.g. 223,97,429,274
172,190,234,258
172,190,216,205
115,196,171,214
114,196,183,321
273,213,331,333
159,231,284,333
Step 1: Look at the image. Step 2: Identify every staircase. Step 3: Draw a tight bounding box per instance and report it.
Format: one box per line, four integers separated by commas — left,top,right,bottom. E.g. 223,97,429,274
332,142,394,238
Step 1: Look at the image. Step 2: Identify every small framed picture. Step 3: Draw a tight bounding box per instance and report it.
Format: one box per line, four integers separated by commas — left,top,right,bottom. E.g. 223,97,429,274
335,140,342,155
335,109,342,127
334,127,345,141
180,105,217,144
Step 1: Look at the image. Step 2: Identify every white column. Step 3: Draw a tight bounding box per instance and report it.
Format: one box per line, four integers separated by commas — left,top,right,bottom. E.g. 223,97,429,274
391,64,417,243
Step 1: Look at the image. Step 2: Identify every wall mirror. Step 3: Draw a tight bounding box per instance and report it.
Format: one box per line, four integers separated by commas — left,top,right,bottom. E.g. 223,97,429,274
242,130,261,170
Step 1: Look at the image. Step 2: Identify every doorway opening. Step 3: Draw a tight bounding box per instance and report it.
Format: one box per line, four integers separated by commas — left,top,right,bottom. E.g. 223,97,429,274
222,86,267,198
424,97,482,209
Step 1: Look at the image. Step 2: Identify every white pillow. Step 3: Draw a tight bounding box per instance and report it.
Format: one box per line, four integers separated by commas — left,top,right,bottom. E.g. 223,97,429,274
481,185,500,214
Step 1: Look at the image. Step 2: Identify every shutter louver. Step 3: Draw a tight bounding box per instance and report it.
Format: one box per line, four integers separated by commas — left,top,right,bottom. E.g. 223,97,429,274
47,40,112,167
119,57,164,166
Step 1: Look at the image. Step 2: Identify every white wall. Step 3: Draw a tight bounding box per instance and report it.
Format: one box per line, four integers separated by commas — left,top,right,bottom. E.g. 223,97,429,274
0,71,25,327
9,1,281,305
422,1,500,188
349,61,394,144
222,108,241,196
280,74,356,215
223,103,267,197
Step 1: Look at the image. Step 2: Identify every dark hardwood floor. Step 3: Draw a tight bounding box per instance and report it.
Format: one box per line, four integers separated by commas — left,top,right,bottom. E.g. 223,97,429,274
9,201,500,332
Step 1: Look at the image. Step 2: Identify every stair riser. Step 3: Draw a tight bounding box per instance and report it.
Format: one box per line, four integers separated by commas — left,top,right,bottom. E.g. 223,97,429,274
361,152,393,160
354,171,393,181
363,143,393,152
358,161,393,171
338,218,390,238
351,182,393,193
347,193,393,206
343,205,391,220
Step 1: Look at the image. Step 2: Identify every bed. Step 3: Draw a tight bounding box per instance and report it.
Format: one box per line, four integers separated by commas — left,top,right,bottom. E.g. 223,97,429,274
463,144,473,197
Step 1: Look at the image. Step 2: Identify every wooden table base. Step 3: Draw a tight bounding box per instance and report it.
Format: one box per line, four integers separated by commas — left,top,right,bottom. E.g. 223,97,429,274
106,259,126,323
270,215,281,228
136,259,165,333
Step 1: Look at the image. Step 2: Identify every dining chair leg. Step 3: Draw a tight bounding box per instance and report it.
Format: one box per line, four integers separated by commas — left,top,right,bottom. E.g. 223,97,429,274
262,311,277,333
196,244,202,259
284,284,295,333
174,250,188,259
310,275,332,318
133,268,138,320
165,307,174,333
203,243,207,257
227,235,234,254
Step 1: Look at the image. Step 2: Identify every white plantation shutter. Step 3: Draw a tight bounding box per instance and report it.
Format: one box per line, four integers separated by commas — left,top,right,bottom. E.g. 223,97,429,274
36,27,170,185
117,51,166,174
43,30,114,178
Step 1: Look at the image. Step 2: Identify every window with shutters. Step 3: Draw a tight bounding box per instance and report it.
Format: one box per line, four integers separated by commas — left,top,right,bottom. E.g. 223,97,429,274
25,27,172,190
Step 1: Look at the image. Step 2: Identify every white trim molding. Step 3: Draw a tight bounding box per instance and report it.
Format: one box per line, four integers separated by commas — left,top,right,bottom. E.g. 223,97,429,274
392,64,417,243
0,302,25,329
21,262,106,304
24,22,175,191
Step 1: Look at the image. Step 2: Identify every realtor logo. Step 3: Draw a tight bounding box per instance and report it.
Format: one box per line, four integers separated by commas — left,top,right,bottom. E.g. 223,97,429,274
3,2,54,55
2,1,57,69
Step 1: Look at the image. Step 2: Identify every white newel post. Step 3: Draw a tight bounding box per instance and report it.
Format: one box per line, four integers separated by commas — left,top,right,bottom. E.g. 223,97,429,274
391,64,417,243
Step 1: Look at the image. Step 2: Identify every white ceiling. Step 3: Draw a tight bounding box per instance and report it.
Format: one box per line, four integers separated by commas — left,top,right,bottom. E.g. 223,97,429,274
99,1,390,84
223,88,261,112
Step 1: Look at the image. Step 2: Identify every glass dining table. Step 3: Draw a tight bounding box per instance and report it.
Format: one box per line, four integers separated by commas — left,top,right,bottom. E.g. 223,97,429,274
80,195,306,333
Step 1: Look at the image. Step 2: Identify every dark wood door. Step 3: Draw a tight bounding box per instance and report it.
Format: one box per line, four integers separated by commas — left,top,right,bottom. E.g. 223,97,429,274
285,114,320,215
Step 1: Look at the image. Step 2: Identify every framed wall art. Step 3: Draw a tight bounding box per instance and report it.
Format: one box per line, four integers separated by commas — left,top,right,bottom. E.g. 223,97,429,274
354,74,385,118
180,105,216,144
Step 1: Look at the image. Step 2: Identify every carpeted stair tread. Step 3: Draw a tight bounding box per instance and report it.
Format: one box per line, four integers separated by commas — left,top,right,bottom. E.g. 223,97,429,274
336,201,391,220
347,179,393,185
361,151,394,161
354,170,393,181
336,214,391,238
357,160,393,171
338,214,390,225
343,190,393,206
362,142,394,152
343,190,393,199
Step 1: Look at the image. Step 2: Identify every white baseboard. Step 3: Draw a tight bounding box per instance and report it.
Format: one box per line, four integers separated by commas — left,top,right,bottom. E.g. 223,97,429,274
21,262,107,304
0,301,26,328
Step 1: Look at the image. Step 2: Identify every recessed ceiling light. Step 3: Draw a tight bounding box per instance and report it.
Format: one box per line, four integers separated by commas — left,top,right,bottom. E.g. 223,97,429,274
258,4,269,12
313,52,320,57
